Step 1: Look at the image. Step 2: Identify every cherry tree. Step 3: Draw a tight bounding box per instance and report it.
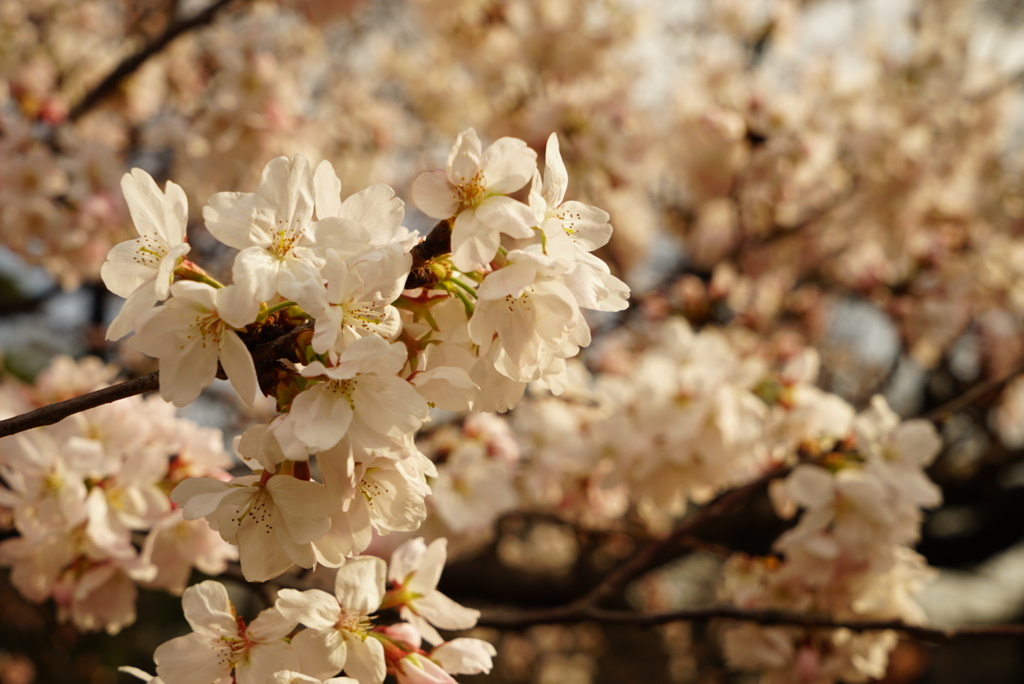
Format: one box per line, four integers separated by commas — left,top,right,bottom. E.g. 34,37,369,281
3,1,1024,683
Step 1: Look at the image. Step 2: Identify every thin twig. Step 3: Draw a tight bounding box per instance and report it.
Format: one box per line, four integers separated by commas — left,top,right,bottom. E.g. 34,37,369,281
0,322,310,439
921,363,1024,424
0,373,160,438
574,461,795,609
477,604,1024,642
66,0,247,123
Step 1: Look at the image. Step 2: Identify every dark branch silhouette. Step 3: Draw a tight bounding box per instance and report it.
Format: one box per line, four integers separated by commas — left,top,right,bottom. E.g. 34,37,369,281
0,372,160,438
478,604,1024,642
0,321,310,439
67,0,249,123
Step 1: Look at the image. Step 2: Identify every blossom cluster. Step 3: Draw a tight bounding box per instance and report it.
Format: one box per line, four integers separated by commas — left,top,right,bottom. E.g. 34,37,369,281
413,317,943,679
93,128,625,588
1,127,626,680
718,396,942,682
120,538,493,684
0,355,237,634
417,318,854,546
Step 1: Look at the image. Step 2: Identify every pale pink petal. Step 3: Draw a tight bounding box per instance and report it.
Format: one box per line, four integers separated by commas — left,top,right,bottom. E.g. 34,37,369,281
889,421,942,467
785,465,835,510
566,252,630,312
204,191,264,251
259,156,315,227
412,591,479,631
541,133,568,208
477,259,541,299
447,129,482,183
158,345,218,407
411,170,458,219
352,377,428,438
106,280,158,340
101,240,157,297
450,210,499,272
480,137,536,194
314,160,343,219
247,606,298,641
171,478,238,519
290,385,354,451
219,330,259,407
276,588,342,630
475,196,535,239
410,366,477,412
556,201,612,250
408,539,447,594
432,638,497,675
155,241,191,299
291,627,347,680
237,639,298,684
314,505,373,565
122,169,187,243
213,283,261,329
266,475,334,544
154,632,227,684
277,257,328,317
232,247,282,303
334,556,386,614
361,467,428,533
180,580,237,636
339,184,405,242
342,637,385,684
388,537,426,583
237,523,296,582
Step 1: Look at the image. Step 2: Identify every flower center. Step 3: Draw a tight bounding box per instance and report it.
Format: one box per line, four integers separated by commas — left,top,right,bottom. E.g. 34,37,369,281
454,171,487,210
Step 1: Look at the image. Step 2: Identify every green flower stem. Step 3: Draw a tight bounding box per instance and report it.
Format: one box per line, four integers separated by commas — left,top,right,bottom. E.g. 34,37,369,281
444,282,476,316
262,300,298,317
448,276,478,299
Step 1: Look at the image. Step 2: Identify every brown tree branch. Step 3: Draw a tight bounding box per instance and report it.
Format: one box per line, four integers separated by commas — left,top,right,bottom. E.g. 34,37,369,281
66,0,249,123
573,460,797,610
0,321,310,439
921,362,1024,424
405,219,453,290
0,372,161,438
477,604,1024,642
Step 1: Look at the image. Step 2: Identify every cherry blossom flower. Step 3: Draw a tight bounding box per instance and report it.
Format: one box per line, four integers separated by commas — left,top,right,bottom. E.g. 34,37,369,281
275,556,388,683
430,639,497,676
281,336,428,456
385,538,479,645
318,449,435,542
411,128,537,271
141,509,238,595
311,244,411,359
154,580,298,684
128,281,259,407
529,133,612,260
312,160,415,250
171,472,335,582
392,651,456,684
54,556,155,635
0,430,88,538
470,272,590,383
101,168,191,340
203,155,331,317
854,395,943,513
